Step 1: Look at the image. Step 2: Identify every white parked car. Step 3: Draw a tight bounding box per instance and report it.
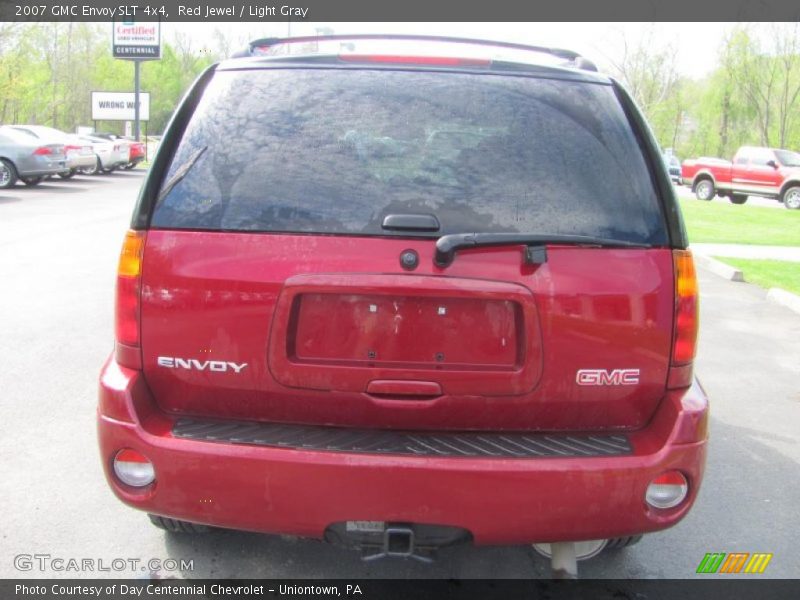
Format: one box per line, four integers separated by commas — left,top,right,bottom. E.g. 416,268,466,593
77,136,131,175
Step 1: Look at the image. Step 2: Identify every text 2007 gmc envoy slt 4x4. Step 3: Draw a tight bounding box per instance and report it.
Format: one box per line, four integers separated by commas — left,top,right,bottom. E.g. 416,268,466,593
97,35,707,575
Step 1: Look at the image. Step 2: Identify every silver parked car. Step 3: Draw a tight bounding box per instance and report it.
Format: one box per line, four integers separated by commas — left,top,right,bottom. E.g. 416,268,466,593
8,125,96,178
0,126,66,188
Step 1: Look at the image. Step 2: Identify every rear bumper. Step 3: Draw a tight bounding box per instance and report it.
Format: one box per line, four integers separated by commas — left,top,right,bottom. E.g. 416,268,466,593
98,152,129,169
97,356,708,545
66,154,97,169
17,155,66,177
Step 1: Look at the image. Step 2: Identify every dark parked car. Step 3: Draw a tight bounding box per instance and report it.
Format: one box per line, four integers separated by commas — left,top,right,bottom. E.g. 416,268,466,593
97,35,706,577
664,153,682,185
0,126,66,188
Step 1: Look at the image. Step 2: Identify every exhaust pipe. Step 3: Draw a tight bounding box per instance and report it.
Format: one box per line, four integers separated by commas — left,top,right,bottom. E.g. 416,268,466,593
549,542,578,579
532,539,607,578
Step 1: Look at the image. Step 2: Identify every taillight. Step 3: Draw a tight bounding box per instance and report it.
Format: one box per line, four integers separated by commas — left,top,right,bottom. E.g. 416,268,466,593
115,230,145,369
668,250,698,389
33,146,52,155
64,144,80,152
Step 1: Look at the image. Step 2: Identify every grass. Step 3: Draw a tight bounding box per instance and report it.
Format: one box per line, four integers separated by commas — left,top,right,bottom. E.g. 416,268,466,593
716,258,800,295
678,198,800,247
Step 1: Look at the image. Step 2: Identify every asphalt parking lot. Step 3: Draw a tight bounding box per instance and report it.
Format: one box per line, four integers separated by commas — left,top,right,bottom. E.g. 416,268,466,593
1,173,799,579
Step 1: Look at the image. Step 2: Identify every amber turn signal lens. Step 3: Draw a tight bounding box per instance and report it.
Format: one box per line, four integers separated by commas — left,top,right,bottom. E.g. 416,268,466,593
118,230,145,278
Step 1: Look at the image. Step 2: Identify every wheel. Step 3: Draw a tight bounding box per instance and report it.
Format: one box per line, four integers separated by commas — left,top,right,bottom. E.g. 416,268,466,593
58,169,76,179
148,514,210,534
604,535,643,550
783,186,800,210
22,176,43,186
694,179,715,201
79,156,100,176
101,165,116,174
729,194,748,205
0,158,18,189
123,163,136,170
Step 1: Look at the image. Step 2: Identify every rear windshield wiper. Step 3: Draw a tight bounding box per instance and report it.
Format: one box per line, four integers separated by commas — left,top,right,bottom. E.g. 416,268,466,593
434,232,651,267
157,146,208,202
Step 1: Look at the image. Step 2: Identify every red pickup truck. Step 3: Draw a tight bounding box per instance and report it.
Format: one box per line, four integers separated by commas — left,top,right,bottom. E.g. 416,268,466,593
682,146,800,209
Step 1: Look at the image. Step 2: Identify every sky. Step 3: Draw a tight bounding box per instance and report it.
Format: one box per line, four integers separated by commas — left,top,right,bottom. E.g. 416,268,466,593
166,22,737,80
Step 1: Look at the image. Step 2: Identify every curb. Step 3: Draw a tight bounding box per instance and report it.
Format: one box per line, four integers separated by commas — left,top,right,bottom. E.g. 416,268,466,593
766,287,800,316
693,253,744,282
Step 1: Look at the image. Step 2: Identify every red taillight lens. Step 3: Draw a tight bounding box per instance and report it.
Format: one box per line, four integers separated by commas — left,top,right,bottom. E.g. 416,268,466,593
33,146,52,155
669,250,698,388
64,144,80,152
115,230,145,367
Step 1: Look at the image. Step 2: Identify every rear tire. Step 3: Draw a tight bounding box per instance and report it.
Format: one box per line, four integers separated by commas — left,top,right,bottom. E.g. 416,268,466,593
148,514,211,534
694,179,715,201
22,176,43,186
0,158,18,189
604,535,643,550
58,169,76,179
729,194,748,205
783,186,800,210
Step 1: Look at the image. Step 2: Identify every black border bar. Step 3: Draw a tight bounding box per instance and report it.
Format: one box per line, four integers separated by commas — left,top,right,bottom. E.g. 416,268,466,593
2,0,800,22
3,579,800,600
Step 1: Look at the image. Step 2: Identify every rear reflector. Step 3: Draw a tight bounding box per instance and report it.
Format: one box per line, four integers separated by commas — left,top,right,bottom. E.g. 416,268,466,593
339,54,491,67
115,230,145,365
669,250,698,388
113,449,155,487
645,471,688,509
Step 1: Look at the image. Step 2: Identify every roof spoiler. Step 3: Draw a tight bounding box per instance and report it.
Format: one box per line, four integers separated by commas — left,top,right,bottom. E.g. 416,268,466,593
231,34,598,72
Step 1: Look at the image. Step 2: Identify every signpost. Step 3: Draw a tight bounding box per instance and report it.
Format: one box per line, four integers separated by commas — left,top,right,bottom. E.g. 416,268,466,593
111,21,161,142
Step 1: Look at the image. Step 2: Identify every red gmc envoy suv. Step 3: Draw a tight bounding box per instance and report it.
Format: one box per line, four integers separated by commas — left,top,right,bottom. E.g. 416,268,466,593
97,35,707,572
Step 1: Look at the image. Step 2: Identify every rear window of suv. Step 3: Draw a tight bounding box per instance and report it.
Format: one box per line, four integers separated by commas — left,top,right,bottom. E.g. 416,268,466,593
151,67,666,244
